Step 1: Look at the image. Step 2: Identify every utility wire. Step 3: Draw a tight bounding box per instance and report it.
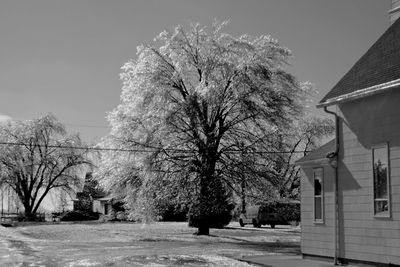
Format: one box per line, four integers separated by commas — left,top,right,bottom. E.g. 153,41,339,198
1,120,310,153
0,141,309,154
0,141,180,153
64,124,111,129
0,117,112,129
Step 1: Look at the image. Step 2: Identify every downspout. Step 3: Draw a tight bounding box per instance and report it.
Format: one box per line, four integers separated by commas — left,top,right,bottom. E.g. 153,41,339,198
324,106,340,265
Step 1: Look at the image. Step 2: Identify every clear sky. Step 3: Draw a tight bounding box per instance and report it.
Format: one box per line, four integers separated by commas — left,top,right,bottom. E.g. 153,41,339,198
0,0,392,143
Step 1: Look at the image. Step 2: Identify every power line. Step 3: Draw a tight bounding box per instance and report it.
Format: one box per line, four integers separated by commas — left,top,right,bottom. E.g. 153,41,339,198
0,141,179,153
1,117,111,129
64,124,111,129
0,141,309,154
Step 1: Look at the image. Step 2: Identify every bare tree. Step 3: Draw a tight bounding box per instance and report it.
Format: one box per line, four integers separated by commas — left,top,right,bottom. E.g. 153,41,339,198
280,117,334,198
0,114,91,219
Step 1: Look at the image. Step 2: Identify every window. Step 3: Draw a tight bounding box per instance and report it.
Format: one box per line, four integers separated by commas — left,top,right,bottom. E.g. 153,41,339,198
104,203,109,215
372,144,390,217
313,168,324,222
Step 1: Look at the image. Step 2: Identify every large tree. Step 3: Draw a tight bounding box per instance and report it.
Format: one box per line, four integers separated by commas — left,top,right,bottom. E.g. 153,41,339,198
101,22,312,234
0,114,90,218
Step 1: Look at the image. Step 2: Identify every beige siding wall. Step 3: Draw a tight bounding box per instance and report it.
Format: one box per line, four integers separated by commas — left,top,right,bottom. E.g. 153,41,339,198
300,165,336,257
335,88,400,265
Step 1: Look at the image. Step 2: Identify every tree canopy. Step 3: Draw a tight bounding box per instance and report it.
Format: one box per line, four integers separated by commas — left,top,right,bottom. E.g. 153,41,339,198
98,22,314,234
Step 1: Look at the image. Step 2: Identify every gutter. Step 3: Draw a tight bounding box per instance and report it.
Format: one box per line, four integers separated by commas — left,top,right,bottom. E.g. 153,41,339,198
389,5,400,15
324,106,340,265
295,157,331,167
317,78,400,108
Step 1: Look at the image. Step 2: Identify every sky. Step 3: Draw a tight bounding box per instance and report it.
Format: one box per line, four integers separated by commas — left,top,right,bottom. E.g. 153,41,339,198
0,0,392,143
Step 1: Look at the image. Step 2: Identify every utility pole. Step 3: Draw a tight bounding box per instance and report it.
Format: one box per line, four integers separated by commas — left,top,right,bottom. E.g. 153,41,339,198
7,185,10,213
1,186,3,216
241,176,246,213
240,142,247,213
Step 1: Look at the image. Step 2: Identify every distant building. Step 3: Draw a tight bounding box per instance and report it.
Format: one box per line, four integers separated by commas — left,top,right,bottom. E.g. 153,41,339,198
297,2,400,266
72,172,105,212
92,196,114,216
0,185,21,214
72,172,124,217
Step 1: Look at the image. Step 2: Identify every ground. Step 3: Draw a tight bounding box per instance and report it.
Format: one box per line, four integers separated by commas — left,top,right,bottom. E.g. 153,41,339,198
0,221,300,266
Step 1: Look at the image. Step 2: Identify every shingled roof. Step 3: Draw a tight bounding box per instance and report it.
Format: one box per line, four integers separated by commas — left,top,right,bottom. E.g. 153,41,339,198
318,17,400,107
295,139,335,165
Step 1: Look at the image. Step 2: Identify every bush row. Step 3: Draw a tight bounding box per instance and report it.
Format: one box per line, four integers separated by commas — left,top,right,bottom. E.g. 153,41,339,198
59,210,101,221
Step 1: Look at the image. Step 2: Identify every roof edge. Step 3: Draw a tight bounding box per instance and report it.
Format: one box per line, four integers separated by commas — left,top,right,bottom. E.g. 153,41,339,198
295,157,331,166
317,78,400,108
389,6,400,15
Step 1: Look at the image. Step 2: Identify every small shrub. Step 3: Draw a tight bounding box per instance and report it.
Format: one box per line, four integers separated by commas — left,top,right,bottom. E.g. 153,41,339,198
188,199,235,229
161,206,188,222
98,214,111,222
17,213,26,222
17,213,46,222
115,211,128,221
188,211,233,229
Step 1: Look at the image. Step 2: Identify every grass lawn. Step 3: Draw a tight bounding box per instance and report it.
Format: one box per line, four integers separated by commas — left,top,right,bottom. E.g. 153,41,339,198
0,221,300,266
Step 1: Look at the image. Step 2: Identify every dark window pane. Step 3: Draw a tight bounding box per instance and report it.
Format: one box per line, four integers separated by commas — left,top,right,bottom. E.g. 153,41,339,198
374,200,388,214
314,178,322,196
373,147,388,166
313,168,323,221
373,146,389,215
314,197,322,220
314,168,323,196
374,160,387,199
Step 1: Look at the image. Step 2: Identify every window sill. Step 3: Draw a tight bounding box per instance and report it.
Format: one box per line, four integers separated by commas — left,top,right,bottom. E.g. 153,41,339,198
373,214,391,219
313,220,325,225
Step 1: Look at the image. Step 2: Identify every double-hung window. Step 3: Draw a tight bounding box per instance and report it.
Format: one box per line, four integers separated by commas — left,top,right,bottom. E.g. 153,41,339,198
372,144,390,217
313,168,324,222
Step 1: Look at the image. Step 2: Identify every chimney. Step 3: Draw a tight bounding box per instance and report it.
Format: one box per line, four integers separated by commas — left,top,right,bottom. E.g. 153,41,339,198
389,0,400,24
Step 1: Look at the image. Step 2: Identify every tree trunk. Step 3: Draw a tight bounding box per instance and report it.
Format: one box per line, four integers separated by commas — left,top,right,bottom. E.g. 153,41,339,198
190,140,219,235
196,225,209,235
194,154,216,235
241,177,246,213
22,195,37,221
23,198,32,215
195,176,211,235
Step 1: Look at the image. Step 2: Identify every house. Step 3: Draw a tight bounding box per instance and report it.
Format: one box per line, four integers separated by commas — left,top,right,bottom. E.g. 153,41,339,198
0,185,21,214
92,196,113,216
296,2,400,266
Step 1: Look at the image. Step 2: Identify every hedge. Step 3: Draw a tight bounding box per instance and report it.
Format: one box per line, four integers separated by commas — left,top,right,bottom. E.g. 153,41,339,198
60,210,101,221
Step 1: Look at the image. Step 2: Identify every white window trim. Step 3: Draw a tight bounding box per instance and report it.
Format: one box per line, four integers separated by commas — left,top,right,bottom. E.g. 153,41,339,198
372,143,391,218
313,167,324,224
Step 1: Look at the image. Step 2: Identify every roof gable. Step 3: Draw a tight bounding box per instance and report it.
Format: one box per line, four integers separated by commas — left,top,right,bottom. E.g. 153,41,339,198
319,18,400,106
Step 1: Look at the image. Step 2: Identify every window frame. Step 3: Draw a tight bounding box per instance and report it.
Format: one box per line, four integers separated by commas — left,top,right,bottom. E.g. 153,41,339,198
372,143,391,218
313,167,324,223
